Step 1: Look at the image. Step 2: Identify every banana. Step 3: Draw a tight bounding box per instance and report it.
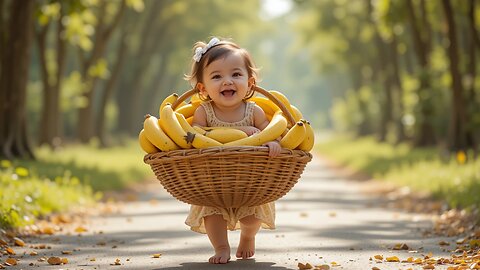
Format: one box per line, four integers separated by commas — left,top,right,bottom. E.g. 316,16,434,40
280,121,306,149
186,116,194,125
193,126,207,135
159,104,191,149
297,120,315,151
224,113,287,147
143,114,179,151
175,113,223,148
138,129,159,154
198,127,248,143
250,96,278,116
175,101,201,118
269,90,296,122
159,93,179,117
190,92,202,103
290,105,303,122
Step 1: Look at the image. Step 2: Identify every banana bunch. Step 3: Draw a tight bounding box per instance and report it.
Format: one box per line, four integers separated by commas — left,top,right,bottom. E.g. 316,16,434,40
139,90,315,154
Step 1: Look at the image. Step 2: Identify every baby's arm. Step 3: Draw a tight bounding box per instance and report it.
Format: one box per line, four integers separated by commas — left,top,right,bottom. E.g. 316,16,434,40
253,105,282,157
192,105,208,127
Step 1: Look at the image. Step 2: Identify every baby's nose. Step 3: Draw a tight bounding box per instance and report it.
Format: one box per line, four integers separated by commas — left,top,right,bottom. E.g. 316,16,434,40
223,79,233,85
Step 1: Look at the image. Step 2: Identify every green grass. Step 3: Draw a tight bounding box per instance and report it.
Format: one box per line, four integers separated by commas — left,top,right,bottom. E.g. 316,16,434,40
316,135,480,209
0,140,153,229
21,140,152,191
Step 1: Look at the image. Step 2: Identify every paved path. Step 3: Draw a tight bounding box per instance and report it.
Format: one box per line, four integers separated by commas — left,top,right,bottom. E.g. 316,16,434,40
9,155,456,269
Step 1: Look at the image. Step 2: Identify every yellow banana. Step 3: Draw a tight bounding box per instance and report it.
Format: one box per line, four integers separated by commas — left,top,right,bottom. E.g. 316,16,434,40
269,90,296,122
175,113,223,148
143,114,179,151
138,129,159,154
190,92,202,103
175,101,201,118
159,93,179,117
193,126,207,135
198,127,248,143
280,121,306,149
297,120,315,152
159,104,191,149
224,113,287,147
290,105,303,122
250,97,278,116
186,116,194,125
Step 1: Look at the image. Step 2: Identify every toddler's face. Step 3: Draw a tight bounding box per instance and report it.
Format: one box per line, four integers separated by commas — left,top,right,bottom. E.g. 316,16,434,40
197,52,254,109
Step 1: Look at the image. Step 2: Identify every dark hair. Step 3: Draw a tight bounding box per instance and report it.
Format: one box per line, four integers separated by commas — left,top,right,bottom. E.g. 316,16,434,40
184,38,259,100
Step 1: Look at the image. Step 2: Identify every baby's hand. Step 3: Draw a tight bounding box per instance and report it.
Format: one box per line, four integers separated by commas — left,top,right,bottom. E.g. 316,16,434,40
242,126,261,136
263,141,282,157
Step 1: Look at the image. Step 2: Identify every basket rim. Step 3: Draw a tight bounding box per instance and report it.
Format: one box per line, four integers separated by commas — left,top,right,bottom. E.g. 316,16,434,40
144,146,313,164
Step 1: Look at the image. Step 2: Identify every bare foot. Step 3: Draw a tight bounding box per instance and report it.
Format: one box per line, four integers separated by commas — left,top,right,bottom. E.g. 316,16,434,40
209,247,231,264
236,236,255,259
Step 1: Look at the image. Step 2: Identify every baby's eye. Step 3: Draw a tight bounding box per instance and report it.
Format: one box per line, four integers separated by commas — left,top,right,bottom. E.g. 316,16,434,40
232,72,242,77
211,74,221,80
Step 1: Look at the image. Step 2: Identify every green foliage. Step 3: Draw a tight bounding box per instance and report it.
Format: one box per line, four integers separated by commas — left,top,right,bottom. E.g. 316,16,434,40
317,135,480,209
0,140,151,229
0,162,96,229
24,140,151,191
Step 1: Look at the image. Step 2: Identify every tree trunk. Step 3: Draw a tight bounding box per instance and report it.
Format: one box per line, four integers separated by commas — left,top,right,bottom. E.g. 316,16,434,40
406,0,436,146
36,5,67,148
442,0,469,152
0,0,35,159
77,0,126,143
467,0,478,157
96,33,128,147
366,0,392,142
389,32,407,143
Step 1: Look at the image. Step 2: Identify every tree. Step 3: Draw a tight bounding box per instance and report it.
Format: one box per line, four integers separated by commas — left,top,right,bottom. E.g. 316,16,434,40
0,0,35,159
441,0,469,151
405,0,436,146
35,1,69,148
77,0,126,143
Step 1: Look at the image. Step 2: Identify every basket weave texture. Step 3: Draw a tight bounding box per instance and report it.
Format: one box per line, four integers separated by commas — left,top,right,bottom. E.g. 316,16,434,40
144,146,312,208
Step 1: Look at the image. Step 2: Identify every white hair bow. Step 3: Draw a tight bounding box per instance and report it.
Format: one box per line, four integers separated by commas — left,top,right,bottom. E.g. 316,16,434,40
193,37,220,62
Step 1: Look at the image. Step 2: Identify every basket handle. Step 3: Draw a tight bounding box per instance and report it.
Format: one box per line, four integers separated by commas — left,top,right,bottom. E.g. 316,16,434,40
171,86,296,126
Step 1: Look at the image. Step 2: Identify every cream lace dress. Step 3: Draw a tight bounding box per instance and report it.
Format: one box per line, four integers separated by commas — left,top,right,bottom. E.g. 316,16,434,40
185,100,276,234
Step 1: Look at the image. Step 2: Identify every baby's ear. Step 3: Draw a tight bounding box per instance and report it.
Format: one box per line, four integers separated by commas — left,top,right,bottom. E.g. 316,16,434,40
248,77,256,88
196,82,206,93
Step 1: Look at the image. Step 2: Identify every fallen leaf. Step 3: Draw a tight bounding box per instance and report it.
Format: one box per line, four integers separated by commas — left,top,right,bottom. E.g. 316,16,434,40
47,256,62,265
392,243,409,250
372,267,381,270
152,253,161,258
374,255,383,260
74,226,88,233
315,265,330,270
297,262,312,269
6,247,15,255
386,256,400,262
4,258,17,266
13,237,25,246
110,259,121,266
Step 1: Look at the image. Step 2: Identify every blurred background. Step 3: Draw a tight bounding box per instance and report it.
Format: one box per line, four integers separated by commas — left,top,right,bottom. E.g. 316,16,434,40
2,0,479,155
1,0,479,228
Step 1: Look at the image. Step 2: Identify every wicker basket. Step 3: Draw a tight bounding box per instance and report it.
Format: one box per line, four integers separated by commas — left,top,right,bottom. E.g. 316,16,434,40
144,86,313,208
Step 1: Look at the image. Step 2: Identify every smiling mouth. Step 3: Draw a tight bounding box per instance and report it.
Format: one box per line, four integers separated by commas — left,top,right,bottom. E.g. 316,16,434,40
221,90,236,97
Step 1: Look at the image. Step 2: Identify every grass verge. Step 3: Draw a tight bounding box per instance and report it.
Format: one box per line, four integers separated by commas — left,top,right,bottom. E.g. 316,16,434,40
316,135,480,210
0,140,153,229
